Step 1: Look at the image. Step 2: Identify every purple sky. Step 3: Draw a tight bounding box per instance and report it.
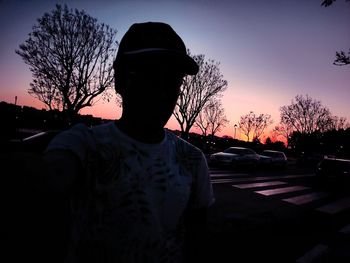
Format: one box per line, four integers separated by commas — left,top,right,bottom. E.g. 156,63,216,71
0,0,349,139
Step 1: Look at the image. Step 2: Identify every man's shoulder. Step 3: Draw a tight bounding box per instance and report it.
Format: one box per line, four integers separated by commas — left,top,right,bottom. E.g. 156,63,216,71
90,121,114,136
166,131,203,157
66,121,112,134
46,122,113,152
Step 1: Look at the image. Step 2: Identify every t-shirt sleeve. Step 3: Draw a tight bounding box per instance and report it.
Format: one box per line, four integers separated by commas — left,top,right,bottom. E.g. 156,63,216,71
190,152,215,209
45,123,95,165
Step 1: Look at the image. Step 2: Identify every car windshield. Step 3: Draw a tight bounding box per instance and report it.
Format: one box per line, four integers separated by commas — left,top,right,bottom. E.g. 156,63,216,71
224,148,242,154
262,151,283,158
323,158,350,169
320,158,350,170
224,148,253,154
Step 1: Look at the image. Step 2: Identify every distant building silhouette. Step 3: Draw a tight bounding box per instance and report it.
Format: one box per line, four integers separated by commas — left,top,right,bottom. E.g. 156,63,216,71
6,101,339,158
0,101,109,141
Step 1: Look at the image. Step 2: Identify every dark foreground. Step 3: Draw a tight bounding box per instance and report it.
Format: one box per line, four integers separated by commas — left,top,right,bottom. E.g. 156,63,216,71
204,166,350,263
2,158,350,263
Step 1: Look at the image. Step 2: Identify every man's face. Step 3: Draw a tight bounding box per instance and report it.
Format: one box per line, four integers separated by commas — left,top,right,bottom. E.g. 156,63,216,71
122,65,185,128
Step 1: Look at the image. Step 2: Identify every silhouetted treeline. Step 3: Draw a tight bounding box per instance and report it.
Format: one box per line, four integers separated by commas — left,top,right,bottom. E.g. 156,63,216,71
187,126,350,163
1,101,349,161
289,129,350,161
0,101,108,141
185,133,286,156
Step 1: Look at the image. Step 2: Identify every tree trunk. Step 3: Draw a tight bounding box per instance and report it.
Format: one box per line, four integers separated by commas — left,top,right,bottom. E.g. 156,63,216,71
181,130,189,141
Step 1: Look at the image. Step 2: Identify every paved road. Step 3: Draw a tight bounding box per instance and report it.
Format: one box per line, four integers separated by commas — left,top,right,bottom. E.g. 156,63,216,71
204,165,350,263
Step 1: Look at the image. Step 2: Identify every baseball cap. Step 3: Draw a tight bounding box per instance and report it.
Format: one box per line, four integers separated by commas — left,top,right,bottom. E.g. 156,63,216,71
114,22,199,75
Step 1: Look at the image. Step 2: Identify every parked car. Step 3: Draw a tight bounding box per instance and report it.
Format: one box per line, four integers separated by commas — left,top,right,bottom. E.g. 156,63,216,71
316,156,350,186
209,146,260,169
297,152,324,166
259,150,288,168
8,130,60,153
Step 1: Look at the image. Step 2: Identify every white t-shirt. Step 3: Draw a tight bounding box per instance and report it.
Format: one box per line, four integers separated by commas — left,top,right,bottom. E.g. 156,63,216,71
46,121,214,263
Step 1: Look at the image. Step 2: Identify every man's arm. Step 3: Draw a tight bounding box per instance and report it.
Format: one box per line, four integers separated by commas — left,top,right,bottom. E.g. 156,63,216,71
184,151,214,262
42,149,82,195
184,206,209,262
1,150,81,262
2,150,80,195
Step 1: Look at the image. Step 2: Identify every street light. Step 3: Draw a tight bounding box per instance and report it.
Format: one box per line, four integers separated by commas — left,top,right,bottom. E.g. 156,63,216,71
234,124,237,139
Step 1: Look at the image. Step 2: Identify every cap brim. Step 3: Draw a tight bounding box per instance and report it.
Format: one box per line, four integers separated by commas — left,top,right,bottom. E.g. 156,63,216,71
122,50,199,75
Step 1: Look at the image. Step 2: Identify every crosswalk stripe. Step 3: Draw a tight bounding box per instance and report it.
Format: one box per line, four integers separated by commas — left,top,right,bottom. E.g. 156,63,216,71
213,173,315,184
223,176,274,183
316,197,350,214
283,192,329,205
210,173,248,178
209,169,241,174
281,174,315,179
296,244,329,263
233,180,287,189
255,185,309,196
211,178,238,184
339,223,350,234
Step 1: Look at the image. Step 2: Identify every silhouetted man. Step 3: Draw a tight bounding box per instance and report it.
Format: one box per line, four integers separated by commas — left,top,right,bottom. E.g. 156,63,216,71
41,22,215,262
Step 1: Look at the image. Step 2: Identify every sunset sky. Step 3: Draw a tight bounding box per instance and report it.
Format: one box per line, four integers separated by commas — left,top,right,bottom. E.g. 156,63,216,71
0,0,349,140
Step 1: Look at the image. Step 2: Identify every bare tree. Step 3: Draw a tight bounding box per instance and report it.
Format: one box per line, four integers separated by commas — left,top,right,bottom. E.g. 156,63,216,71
321,0,350,66
239,111,255,142
195,108,210,137
173,52,228,140
16,5,117,121
279,95,336,134
321,0,337,7
253,113,273,141
272,124,294,147
195,99,229,137
333,50,350,66
329,116,350,130
239,111,273,142
321,0,350,7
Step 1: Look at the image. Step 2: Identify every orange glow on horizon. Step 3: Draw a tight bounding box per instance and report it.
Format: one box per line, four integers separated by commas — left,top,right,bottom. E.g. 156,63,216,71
1,95,285,146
